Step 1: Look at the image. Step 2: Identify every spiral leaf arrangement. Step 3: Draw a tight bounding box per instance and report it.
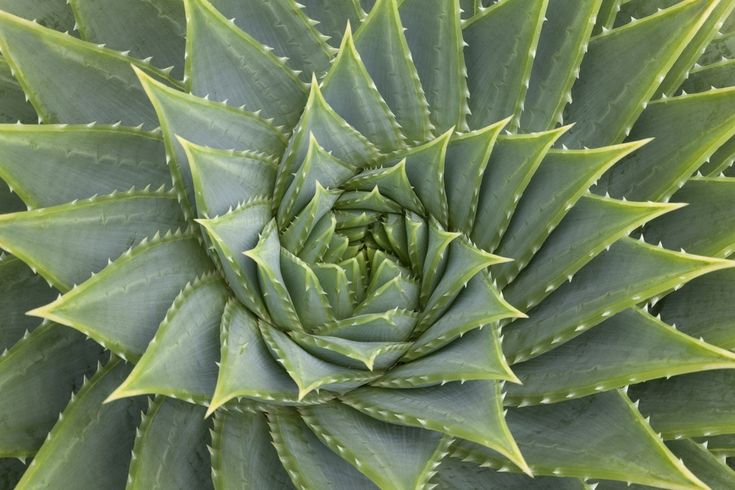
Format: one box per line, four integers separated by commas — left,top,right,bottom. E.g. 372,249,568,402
1,0,735,488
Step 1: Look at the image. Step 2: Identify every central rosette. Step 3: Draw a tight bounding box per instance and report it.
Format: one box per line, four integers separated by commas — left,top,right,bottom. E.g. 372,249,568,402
179,89,521,408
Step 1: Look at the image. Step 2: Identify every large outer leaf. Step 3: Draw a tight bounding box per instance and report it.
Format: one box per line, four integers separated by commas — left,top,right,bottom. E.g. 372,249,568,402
505,308,735,406
631,370,735,439
127,398,212,490
462,0,547,130
400,0,468,133
599,88,735,202
0,0,74,32
30,232,214,360
659,268,735,350
0,125,168,209
0,255,54,350
106,275,229,404
70,0,186,77
342,380,530,473
0,56,35,123
0,189,185,291
502,237,734,363
453,391,707,489
0,324,102,458
209,0,333,79
560,0,717,148
184,0,307,128
353,0,432,142
268,408,377,489
14,360,146,490
300,402,452,489
519,0,602,132
0,11,178,127
211,409,293,489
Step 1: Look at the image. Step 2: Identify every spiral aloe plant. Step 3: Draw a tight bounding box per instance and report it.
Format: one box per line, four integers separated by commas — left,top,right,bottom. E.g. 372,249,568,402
1,0,735,488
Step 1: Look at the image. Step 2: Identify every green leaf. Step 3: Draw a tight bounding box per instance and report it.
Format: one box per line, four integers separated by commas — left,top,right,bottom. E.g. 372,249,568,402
462,0,547,130
0,179,24,213
196,199,271,319
472,127,567,252
431,457,587,490
314,310,418,343
406,271,524,360
444,119,508,233
342,380,530,473
592,0,622,35
374,327,518,387
519,0,602,131
280,250,336,329
0,324,102,458
663,439,735,490
0,124,169,209
659,268,735,350
506,307,735,406
0,255,55,351
392,131,451,227
322,24,404,153
135,68,287,218
179,138,277,219
29,232,214,361
184,0,307,128
70,0,186,78
504,194,682,310
301,402,452,489
452,391,707,489
127,398,212,490
289,331,409,371
15,360,146,490
419,235,510,331
244,220,303,331
273,80,379,204
267,408,376,489
0,189,185,291
420,218,460,305
278,135,355,226
630,369,735,440
0,12,176,127
343,160,425,215
559,0,717,148
283,186,341,258
311,262,354,318
209,0,333,79
211,409,293,489
353,0,432,143
0,458,25,489
400,0,468,133
656,0,735,98
502,237,734,364
598,88,735,202
643,177,735,258
106,274,229,404
209,302,332,413
681,59,735,94
0,56,36,123
0,0,74,31
403,212,428,276
260,322,380,400
699,29,735,65
493,141,648,287
354,268,419,315
299,0,362,48
699,434,735,457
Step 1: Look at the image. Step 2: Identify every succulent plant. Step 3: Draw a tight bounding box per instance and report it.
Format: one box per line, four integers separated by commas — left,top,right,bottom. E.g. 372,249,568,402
1,0,735,488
